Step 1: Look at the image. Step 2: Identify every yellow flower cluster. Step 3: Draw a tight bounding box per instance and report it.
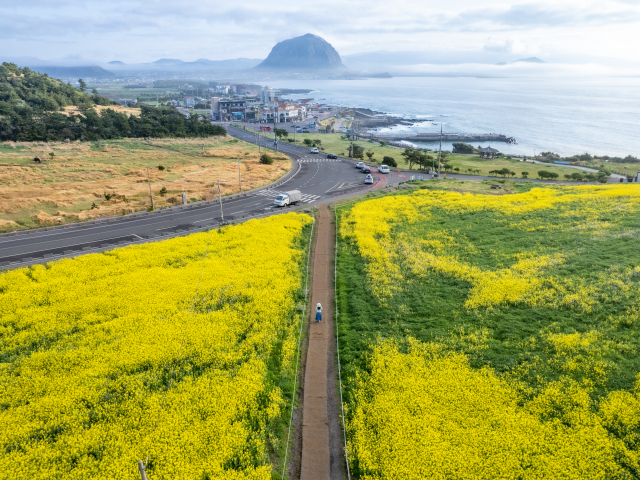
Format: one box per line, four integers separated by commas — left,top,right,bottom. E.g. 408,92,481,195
0,213,312,480
342,184,640,310
349,339,640,480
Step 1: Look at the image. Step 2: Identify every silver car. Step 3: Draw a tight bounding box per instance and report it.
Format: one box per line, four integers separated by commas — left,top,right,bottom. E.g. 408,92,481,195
364,174,374,184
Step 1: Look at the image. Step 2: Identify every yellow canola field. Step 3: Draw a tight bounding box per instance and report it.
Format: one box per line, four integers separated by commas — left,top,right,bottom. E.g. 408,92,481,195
340,184,640,479
350,339,640,480
342,184,640,308
0,213,312,480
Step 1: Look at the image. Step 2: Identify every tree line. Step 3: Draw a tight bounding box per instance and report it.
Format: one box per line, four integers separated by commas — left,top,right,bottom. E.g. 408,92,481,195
0,63,226,141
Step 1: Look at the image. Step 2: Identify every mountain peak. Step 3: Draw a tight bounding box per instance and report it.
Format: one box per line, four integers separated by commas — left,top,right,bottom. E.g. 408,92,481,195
256,34,345,70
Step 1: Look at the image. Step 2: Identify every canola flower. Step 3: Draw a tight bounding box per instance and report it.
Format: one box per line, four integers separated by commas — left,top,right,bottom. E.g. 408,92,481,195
342,184,640,309
339,184,640,478
0,213,312,480
349,339,640,480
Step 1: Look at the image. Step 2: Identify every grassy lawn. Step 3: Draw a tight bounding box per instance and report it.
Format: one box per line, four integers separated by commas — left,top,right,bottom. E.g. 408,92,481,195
445,155,587,179
0,137,287,232
255,128,591,180
336,182,640,477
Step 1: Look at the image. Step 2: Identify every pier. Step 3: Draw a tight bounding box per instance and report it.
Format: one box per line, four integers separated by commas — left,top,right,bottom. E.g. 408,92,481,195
369,132,518,144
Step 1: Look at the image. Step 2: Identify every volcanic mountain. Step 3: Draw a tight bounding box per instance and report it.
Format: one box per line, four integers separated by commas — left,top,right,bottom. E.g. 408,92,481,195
255,34,345,70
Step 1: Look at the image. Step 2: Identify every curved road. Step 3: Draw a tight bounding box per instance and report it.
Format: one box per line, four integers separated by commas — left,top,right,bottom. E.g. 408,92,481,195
0,126,397,269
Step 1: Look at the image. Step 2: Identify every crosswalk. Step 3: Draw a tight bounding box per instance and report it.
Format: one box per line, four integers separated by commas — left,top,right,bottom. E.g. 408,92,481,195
298,158,342,163
255,190,322,203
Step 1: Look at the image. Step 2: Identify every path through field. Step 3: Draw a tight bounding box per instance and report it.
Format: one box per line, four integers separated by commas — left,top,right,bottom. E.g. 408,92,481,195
300,204,345,480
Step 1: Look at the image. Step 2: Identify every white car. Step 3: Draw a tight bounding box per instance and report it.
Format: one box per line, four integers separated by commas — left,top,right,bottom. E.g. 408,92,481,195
356,161,364,169
379,165,390,174
364,174,374,184
310,148,319,154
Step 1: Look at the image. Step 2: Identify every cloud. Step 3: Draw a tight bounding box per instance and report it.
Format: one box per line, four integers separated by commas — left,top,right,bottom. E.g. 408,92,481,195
483,38,530,54
0,0,639,64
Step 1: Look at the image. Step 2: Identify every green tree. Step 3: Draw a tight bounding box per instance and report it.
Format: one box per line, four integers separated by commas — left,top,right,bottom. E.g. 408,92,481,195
350,144,365,159
366,151,374,161
452,142,475,154
275,128,288,139
522,171,529,178
303,139,313,147
78,79,87,92
382,156,397,167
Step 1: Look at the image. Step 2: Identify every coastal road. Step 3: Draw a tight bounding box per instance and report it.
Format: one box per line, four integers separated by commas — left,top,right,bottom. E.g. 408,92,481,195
0,126,398,269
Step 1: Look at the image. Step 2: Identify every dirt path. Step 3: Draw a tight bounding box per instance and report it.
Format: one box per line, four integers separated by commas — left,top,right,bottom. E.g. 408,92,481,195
300,204,345,480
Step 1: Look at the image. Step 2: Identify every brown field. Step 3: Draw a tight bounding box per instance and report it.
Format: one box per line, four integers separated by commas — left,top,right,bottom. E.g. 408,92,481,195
60,105,142,116
0,136,289,232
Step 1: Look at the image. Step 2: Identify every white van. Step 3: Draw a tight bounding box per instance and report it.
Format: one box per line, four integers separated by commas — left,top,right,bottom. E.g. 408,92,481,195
379,165,390,174
274,190,302,207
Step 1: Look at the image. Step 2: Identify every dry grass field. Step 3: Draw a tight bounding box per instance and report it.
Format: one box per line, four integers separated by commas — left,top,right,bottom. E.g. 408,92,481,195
0,136,289,232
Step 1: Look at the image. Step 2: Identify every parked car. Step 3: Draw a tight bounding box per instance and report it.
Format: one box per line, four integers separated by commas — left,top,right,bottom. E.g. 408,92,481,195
364,174,374,184
327,153,338,159
310,148,319,154
296,129,303,133
362,165,371,173
379,165,390,174
313,116,319,118
274,190,302,207
356,162,364,169
302,129,309,133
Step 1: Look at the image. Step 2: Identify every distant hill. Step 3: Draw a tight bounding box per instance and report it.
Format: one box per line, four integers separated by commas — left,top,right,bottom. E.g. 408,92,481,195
108,61,126,65
30,65,115,78
152,58,185,65
255,34,345,70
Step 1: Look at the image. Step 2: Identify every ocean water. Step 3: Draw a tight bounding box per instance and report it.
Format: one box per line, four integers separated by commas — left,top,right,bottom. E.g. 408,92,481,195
259,77,640,157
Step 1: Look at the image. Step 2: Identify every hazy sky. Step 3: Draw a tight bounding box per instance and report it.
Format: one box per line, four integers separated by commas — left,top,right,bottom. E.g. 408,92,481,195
2,0,639,65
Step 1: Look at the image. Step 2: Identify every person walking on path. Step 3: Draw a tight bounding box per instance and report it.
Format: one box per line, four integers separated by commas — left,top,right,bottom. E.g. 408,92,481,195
315,303,323,322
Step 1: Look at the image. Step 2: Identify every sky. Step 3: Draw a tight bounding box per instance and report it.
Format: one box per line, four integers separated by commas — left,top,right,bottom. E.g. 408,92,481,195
2,0,640,66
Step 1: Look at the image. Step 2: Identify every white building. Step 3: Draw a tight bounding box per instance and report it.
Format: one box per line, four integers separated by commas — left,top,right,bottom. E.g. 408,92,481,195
183,96,196,108
260,86,279,104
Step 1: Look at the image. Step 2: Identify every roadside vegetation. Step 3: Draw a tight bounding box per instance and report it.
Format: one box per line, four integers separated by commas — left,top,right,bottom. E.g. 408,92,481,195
0,63,224,141
0,213,313,479
336,183,640,478
0,136,288,232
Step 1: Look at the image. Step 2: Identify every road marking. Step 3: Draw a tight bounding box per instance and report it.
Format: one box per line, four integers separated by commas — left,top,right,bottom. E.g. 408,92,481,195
132,234,143,240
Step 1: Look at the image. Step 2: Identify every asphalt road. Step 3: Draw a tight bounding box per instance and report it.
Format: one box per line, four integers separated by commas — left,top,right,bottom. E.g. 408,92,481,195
0,126,396,269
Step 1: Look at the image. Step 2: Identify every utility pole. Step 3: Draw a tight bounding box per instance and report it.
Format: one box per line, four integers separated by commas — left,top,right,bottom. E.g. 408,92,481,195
146,166,155,209
438,124,443,175
238,158,241,191
138,461,148,480
218,179,224,222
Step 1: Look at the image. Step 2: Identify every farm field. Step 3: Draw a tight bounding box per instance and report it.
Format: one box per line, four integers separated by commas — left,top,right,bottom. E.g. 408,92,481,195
0,213,312,479
336,183,640,478
0,136,288,232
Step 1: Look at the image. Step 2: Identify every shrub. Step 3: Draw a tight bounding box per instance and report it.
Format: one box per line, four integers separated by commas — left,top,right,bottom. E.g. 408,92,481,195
382,156,397,167
522,171,529,178
260,153,273,165
159,187,168,196
158,165,165,171
366,151,374,160
452,142,476,154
